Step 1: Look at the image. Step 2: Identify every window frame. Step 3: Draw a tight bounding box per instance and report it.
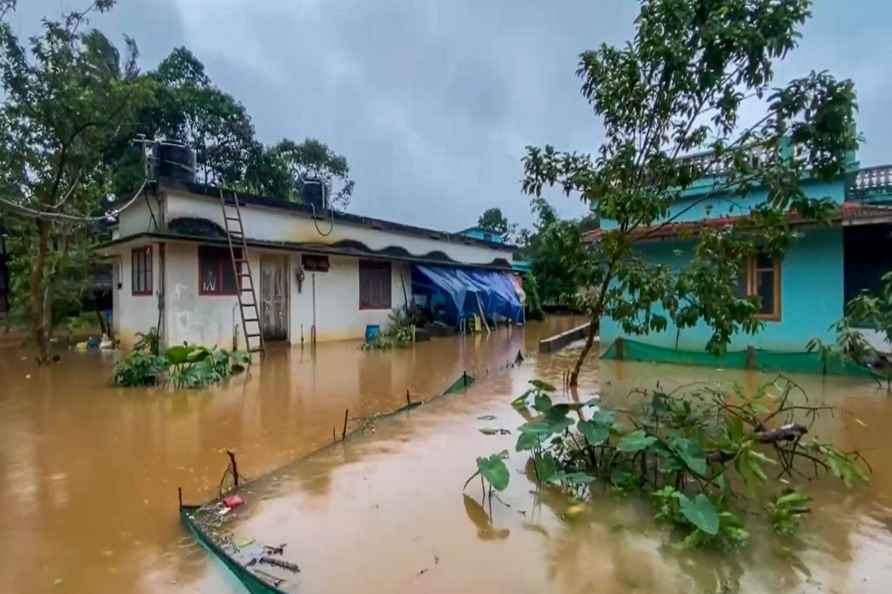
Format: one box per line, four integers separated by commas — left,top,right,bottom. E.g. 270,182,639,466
744,254,781,321
198,245,242,296
131,246,153,296
358,259,392,310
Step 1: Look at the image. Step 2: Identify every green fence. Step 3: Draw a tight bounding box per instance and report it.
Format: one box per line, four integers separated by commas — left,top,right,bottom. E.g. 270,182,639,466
601,338,873,378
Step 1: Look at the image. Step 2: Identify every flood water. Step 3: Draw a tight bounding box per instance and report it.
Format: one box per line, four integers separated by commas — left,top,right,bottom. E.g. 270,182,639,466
204,348,892,594
0,316,582,594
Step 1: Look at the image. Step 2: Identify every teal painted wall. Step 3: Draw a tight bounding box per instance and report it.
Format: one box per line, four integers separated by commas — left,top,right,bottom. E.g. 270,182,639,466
600,226,845,352
601,177,846,231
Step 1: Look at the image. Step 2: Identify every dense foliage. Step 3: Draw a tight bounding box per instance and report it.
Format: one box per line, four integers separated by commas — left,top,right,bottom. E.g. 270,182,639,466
0,1,155,363
0,1,355,362
477,208,510,237
113,338,250,388
469,378,868,548
522,0,859,385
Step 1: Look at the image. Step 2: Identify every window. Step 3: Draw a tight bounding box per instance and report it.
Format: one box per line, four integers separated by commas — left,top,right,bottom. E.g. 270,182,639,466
738,254,781,320
131,246,153,295
359,260,391,309
199,246,241,295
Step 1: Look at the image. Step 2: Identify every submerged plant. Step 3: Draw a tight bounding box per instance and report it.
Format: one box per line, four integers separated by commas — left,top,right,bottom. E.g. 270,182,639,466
470,377,870,549
113,334,250,388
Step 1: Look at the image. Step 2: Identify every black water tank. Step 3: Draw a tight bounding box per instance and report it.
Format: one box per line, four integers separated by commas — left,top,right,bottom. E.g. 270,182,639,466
152,142,196,184
302,178,327,210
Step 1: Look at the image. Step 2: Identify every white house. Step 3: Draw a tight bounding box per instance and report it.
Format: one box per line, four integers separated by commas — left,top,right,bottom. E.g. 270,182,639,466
98,178,518,351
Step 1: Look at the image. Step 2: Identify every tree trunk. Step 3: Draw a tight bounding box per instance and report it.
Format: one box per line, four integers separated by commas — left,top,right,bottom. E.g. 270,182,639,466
29,219,51,364
569,311,599,387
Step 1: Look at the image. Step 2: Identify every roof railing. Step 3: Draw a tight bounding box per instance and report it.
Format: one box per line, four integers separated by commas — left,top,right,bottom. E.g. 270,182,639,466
849,164,892,198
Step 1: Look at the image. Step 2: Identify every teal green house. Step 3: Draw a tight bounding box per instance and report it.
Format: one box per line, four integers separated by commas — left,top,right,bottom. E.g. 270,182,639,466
593,150,892,373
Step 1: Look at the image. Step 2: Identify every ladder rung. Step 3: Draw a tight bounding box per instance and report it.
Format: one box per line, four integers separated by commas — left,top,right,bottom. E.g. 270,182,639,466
239,272,252,277
225,216,241,221
244,318,260,323
245,333,262,338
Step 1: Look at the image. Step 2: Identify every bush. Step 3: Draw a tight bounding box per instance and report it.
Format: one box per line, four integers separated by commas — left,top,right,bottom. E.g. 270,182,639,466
113,351,169,386
113,333,250,388
362,308,414,351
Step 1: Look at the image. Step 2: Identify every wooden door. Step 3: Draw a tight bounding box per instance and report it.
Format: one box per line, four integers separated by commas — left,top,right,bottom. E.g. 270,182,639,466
260,255,288,341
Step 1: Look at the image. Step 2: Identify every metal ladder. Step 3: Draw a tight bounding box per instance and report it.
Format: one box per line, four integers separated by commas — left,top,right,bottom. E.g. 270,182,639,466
220,190,264,354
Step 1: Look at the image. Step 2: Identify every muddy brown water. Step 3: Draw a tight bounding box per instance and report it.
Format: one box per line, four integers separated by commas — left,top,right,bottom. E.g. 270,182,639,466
0,317,582,593
201,352,892,594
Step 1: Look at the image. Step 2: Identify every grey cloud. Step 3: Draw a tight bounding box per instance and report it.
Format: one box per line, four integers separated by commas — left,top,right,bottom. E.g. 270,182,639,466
12,0,892,231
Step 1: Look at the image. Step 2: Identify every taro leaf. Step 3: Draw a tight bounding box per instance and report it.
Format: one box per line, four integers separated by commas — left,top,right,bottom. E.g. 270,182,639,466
578,420,610,446
478,415,497,421
529,379,556,392
518,420,553,435
479,427,499,435
510,393,530,410
534,453,559,483
617,430,657,453
186,347,210,362
671,438,708,477
533,393,553,413
546,403,571,420
519,415,573,438
516,431,540,451
591,409,616,427
164,345,191,365
678,493,719,536
477,452,510,491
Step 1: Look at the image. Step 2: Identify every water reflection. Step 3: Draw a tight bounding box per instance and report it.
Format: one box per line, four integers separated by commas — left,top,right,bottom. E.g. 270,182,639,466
213,351,892,594
0,315,582,593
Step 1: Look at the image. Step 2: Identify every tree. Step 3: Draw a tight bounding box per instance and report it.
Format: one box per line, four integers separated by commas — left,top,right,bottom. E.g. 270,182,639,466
477,207,509,236
0,0,155,363
522,0,858,386
262,138,355,208
142,47,256,185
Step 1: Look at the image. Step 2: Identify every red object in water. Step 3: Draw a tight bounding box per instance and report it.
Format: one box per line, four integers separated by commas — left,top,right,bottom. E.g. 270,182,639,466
223,494,245,509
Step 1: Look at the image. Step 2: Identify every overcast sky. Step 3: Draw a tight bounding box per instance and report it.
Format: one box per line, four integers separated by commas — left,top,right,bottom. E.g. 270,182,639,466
9,1,892,231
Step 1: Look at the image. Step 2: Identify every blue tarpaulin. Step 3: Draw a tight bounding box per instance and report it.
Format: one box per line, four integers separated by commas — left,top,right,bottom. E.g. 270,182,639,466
412,265,523,325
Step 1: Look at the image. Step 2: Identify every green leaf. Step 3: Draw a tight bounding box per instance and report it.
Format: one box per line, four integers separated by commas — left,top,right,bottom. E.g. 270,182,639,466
164,345,191,365
578,420,610,446
671,437,708,476
533,393,553,413
476,452,510,491
529,379,556,392
617,430,657,453
516,431,540,451
534,453,559,483
678,493,719,536
591,409,616,427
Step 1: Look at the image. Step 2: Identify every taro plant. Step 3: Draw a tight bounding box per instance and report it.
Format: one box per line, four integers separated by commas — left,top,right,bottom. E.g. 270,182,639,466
113,335,250,388
463,450,510,502
470,377,870,548
112,350,168,387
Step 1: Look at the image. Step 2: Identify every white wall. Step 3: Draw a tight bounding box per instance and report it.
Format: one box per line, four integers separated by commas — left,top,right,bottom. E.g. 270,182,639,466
162,190,513,266
116,194,164,237
164,242,262,351
289,255,410,343
113,241,161,348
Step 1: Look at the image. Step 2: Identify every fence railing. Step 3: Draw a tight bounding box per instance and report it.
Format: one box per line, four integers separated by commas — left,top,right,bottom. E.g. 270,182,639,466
849,165,892,198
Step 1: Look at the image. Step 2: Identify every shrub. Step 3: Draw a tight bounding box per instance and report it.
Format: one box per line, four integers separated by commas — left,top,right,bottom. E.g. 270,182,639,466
112,351,169,386
113,332,250,388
